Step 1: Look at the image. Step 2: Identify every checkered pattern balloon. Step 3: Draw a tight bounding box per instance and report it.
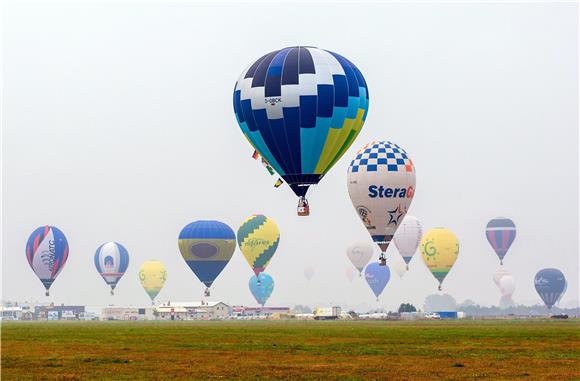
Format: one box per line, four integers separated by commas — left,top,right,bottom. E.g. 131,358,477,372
348,141,414,174
347,141,416,254
233,46,369,197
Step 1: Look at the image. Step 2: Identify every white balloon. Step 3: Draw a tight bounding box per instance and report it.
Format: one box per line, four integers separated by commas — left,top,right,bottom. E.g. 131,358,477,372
493,267,510,289
304,266,315,281
345,267,356,282
499,275,516,296
499,294,515,309
393,215,422,268
346,242,374,275
389,252,407,278
347,141,416,257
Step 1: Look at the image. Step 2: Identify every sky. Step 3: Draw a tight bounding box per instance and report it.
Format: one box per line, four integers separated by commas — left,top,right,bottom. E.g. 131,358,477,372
2,1,578,312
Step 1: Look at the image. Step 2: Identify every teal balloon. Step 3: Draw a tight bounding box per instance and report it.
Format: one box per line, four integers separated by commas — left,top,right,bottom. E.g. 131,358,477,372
249,273,274,306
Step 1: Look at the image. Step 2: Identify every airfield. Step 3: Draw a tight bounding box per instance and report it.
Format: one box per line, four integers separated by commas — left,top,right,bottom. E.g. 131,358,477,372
2,320,578,380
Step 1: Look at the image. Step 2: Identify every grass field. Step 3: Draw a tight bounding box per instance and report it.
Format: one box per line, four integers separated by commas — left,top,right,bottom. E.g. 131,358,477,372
1,320,579,380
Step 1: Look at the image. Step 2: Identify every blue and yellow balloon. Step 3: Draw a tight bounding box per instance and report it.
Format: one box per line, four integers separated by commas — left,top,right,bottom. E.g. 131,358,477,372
233,46,369,215
178,220,236,296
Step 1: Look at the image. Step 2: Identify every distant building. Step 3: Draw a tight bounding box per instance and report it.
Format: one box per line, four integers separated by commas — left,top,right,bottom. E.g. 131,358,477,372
101,307,156,321
164,301,230,320
232,306,291,319
101,301,231,321
35,304,85,320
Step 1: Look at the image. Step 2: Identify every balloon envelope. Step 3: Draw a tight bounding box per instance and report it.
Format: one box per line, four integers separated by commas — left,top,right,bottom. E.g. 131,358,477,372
178,220,236,289
345,267,356,282
346,242,374,275
364,262,391,298
25,225,69,295
486,217,516,265
304,266,315,281
94,242,129,293
499,275,516,296
534,268,566,309
233,46,369,199
420,228,459,289
493,266,511,289
393,215,422,266
139,260,167,303
249,273,274,306
347,141,416,254
389,252,407,278
237,215,280,277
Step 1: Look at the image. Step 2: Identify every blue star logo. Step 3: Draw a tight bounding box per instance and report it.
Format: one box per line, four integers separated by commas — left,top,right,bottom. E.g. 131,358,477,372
387,205,405,226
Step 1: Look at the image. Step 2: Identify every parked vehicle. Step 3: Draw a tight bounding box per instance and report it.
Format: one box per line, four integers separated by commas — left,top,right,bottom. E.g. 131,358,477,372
314,307,341,320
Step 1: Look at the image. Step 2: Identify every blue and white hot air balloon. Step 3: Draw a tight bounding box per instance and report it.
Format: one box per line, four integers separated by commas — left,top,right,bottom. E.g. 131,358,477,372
364,262,391,301
534,268,567,310
94,242,129,295
233,46,369,216
26,226,69,296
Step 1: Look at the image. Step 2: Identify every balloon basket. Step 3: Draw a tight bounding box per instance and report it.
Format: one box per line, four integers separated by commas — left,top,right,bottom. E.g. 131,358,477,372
297,197,310,216
45,291,49,297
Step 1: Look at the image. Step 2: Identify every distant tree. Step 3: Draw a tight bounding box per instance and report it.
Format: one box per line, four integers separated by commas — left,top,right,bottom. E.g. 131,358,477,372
292,305,312,314
398,303,417,313
424,294,457,312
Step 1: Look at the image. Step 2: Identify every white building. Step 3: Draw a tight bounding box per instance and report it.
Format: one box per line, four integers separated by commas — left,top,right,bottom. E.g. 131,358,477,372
101,302,230,321
101,307,156,321
163,301,230,320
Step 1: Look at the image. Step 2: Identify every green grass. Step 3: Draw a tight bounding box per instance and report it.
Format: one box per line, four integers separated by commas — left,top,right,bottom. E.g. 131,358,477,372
2,320,579,380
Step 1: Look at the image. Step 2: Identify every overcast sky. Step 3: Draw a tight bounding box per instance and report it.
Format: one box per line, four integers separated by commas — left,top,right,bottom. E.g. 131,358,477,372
2,1,578,312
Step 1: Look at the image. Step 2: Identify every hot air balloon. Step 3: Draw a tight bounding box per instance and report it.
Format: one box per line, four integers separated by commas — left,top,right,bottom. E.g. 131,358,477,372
25,226,69,296
485,217,516,265
420,228,459,291
237,215,280,280
233,46,369,216
178,220,236,297
499,275,516,296
345,267,356,282
534,268,567,309
346,242,374,276
364,262,390,301
304,266,315,281
390,251,407,278
347,141,416,265
249,273,274,307
493,266,511,290
393,215,422,270
94,242,129,295
139,260,166,305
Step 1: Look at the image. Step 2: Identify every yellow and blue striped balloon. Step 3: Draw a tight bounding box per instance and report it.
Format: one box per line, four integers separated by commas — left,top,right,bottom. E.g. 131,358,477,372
237,215,280,276
178,220,236,291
